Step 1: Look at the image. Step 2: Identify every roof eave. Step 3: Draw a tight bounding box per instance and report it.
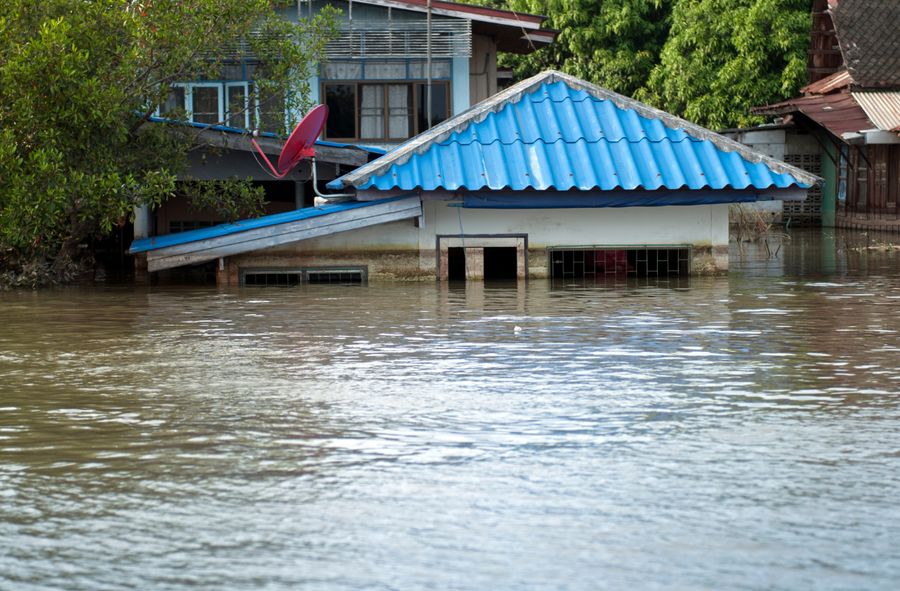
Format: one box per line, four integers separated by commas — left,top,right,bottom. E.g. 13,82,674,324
344,0,548,30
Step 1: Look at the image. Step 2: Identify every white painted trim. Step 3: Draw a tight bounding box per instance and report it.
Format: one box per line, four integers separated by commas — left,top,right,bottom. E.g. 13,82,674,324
337,0,545,30
225,82,250,129
185,82,225,125
452,57,469,115
863,130,900,145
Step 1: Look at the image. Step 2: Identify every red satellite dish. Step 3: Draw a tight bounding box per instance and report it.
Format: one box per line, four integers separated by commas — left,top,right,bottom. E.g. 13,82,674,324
251,104,329,179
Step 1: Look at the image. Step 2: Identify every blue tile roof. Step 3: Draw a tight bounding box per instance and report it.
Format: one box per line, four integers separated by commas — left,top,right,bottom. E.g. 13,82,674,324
328,71,820,193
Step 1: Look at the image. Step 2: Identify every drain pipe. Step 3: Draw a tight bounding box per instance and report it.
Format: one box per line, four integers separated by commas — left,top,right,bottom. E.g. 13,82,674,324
310,157,356,207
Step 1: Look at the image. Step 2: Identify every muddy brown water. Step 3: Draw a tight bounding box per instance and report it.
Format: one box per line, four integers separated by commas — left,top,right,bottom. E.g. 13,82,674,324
1,229,899,590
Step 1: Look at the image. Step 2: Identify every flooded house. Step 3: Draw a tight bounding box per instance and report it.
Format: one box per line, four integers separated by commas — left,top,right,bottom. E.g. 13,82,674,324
129,0,556,277
131,71,819,285
753,0,900,232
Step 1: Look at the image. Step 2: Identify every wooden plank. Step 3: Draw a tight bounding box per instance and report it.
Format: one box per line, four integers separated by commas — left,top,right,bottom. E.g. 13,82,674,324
148,199,421,272
195,128,370,167
149,206,420,272
148,198,420,264
149,197,420,258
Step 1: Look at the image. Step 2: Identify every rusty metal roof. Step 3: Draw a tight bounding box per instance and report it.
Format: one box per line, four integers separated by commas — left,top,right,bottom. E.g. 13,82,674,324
852,91,900,131
802,69,853,94
831,0,900,88
755,93,875,137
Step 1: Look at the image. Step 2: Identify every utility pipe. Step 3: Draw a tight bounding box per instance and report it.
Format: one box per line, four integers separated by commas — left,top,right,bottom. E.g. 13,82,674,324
310,157,357,206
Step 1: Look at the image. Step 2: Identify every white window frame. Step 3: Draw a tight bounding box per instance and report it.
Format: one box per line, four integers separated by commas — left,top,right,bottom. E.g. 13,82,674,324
225,82,250,130
186,82,224,126
155,85,187,118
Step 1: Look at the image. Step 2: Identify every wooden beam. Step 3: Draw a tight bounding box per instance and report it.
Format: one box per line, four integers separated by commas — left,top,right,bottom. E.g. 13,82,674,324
147,197,421,272
195,128,370,167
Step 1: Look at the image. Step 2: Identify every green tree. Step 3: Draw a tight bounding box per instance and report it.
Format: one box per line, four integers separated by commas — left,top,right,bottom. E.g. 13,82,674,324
639,0,810,129
0,0,337,286
502,0,673,97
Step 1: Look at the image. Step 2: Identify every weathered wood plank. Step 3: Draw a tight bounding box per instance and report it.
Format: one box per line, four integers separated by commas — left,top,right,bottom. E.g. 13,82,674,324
147,198,421,272
149,197,420,258
149,207,419,272
195,128,370,167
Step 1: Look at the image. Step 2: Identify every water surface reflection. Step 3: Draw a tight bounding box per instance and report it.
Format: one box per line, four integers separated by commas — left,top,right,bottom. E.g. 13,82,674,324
1,229,899,590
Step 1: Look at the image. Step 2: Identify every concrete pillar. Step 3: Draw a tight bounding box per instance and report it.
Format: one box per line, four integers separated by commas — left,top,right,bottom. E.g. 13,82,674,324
465,247,484,280
215,257,239,287
133,205,151,282
133,205,151,239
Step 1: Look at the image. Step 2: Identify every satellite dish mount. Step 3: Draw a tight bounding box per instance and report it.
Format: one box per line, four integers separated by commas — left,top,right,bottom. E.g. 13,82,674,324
250,104,328,179
251,105,355,205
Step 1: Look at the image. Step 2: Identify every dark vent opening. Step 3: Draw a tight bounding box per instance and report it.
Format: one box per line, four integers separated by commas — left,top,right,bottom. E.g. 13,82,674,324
306,270,363,285
242,267,367,287
243,272,302,287
550,247,690,280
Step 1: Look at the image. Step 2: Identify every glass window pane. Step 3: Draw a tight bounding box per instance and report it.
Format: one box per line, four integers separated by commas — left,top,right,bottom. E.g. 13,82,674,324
431,61,451,79
322,61,362,80
387,84,411,140
359,84,385,139
226,85,247,129
416,83,448,133
324,84,357,139
257,85,284,133
365,61,406,80
192,87,220,124
408,60,451,80
162,87,185,117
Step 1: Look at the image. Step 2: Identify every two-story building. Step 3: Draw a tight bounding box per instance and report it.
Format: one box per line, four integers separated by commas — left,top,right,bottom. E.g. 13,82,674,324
136,0,556,256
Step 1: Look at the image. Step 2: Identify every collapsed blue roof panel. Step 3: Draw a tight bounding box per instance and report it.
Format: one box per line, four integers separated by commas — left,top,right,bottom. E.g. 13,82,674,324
129,197,407,254
329,72,820,194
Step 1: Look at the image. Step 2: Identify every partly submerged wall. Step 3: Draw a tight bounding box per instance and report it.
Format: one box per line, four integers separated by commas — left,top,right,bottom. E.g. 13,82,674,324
217,199,730,284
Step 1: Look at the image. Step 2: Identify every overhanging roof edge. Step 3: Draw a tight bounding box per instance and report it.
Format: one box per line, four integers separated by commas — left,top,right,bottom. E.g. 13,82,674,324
331,70,821,190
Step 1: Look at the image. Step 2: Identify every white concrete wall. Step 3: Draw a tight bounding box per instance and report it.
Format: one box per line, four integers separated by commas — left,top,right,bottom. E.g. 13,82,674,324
243,198,731,277
469,35,497,106
279,200,729,252
452,57,470,115
419,201,729,248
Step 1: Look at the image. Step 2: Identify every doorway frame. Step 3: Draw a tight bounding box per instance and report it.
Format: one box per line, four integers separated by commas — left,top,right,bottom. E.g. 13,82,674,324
435,234,528,281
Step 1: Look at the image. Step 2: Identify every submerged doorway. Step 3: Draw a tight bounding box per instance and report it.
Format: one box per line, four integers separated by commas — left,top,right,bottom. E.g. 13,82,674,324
483,247,518,280
447,247,466,281
437,235,527,281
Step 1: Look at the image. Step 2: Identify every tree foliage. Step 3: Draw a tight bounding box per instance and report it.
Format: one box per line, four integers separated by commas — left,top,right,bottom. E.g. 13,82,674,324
503,0,673,97
0,0,336,285
498,0,810,129
639,0,810,130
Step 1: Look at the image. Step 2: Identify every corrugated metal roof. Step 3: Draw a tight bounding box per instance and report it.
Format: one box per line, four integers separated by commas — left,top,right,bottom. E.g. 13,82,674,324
802,69,853,95
757,93,876,137
852,91,900,131
329,71,819,192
